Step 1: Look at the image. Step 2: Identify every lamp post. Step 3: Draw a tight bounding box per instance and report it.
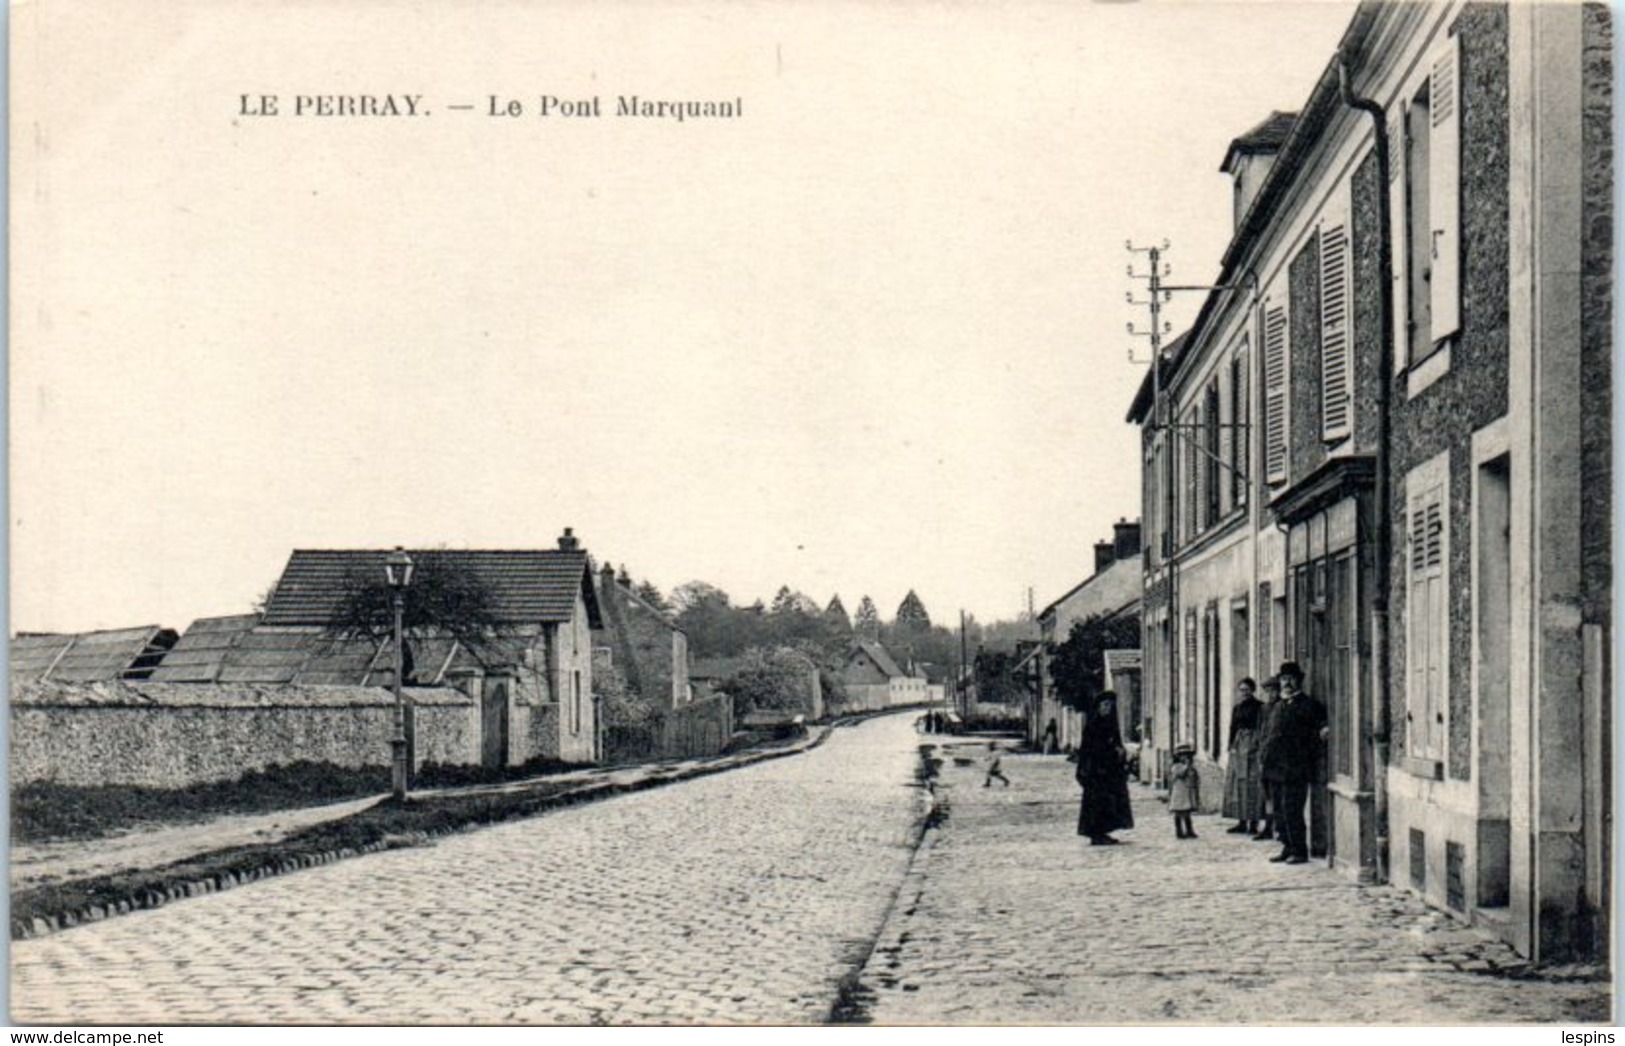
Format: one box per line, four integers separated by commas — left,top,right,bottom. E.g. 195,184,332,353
384,546,414,801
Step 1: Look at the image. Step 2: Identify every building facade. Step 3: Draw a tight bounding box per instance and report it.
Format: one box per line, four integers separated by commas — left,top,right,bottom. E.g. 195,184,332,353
1129,1,1610,961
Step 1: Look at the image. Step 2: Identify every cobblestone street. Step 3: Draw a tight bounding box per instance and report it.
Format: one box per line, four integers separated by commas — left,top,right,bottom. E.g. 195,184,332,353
856,740,1612,1025
11,713,928,1025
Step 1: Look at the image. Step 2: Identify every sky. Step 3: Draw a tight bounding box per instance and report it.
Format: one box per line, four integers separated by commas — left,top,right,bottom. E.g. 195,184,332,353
12,0,1360,634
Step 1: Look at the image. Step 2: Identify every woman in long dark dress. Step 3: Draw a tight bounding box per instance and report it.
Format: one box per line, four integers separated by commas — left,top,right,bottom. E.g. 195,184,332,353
1076,691,1134,845
1222,677,1267,834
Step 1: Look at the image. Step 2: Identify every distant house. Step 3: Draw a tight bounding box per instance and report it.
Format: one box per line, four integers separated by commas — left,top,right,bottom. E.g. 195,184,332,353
238,528,604,765
840,640,927,711
688,657,743,701
593,563,691,711
1032,519,1143,755
10,626,178,684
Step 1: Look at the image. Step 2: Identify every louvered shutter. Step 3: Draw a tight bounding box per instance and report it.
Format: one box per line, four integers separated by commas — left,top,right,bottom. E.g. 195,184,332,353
1263,304,1288,484
1320,213,1352,440
1428,35,1462,342
1184,410,1198,539
1390,105,1410,374
1407,493,1446,759
1219,368,1234,515
1232,349,1249,506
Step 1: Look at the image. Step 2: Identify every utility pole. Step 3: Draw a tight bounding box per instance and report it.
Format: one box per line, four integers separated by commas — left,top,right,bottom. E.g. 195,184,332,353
1128,241,1178,784
949,604,962,717
1127,242,1244,783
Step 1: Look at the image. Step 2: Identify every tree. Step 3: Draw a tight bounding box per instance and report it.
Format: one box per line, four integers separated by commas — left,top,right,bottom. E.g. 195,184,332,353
973,647,1027,706
769,586,820,617
670,580,730,613
824,595,852,632
634,580,670,613
894,589,932,630
854,596,880,641
715,646,820,716
1048,613,1141,710
324,554,502,678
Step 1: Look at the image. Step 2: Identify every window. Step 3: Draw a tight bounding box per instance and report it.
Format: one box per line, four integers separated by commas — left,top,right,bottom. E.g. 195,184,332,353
572,670,583,735
1406,472,1448,765
1262,302,1289,484
1228,346,1249,511
1204,380,1221,525
1320,203,1352,440
1399,34,1462,366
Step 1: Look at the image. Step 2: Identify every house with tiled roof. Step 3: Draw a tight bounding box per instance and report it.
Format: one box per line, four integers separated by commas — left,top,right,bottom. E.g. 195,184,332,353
241,528,604,765
1029,519,1143,755
840,640,927,711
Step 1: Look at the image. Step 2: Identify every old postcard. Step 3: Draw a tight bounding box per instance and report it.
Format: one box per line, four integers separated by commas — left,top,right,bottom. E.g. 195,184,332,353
8,0,1614,1029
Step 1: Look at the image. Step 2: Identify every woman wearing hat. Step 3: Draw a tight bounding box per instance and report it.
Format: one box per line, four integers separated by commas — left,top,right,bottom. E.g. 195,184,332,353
1076,691,1134,845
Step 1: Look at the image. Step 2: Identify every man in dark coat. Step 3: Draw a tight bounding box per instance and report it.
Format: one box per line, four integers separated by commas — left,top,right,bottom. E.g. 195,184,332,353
1258,662,1326,864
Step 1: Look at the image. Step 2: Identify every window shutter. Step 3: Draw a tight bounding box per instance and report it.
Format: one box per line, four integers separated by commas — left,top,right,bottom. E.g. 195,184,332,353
1228,350,1241,506
1194,404,1207,533
1184,410,1198,539
1391,105,1410,374
1407,493,1446,758
1320,213,1352,440
1428,35,1462,342
1220,369,1234,515
1263,303,1288,484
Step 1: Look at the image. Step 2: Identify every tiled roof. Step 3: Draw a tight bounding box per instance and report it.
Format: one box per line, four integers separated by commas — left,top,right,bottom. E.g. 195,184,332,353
1039,557,1143,633
853,641,907,680
1220,110,1298,171
147,614,260,683
214,627,327,685
10,626,178,684
261,549,600,627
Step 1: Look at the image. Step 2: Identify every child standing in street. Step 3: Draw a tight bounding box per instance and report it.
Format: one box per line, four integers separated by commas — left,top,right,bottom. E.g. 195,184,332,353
1169,742,1200,838
984,742,1011,788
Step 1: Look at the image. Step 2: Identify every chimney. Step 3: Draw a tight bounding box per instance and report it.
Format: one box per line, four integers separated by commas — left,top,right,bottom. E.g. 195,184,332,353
558,527,580,551
598,562,620,617
1113,517,1143,561
1094,540,1116,575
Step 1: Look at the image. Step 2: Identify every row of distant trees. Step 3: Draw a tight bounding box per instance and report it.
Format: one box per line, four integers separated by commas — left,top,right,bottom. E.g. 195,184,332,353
306,558,1066,720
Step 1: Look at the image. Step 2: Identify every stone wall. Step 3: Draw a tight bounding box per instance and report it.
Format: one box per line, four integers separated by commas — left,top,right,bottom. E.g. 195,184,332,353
1387,3,1511,775
10,681,477,789
1580,2,1613,628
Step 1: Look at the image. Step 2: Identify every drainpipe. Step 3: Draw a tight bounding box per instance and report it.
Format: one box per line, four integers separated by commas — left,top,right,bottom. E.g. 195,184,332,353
1339,50,1395,885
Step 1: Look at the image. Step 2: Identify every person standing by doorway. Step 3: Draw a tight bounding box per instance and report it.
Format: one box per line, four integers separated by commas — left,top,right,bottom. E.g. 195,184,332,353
1222,678,1266,834
1260,662,1327,864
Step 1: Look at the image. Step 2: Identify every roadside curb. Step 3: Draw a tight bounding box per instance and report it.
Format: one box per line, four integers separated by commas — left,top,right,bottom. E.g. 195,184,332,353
12,719,858,941
828,737,945,1024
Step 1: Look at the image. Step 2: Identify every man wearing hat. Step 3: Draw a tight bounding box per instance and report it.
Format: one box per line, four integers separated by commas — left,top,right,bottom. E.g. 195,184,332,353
1257,661,1327,864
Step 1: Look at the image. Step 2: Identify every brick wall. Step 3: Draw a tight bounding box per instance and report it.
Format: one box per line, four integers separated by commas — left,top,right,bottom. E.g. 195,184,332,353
10,681,477,789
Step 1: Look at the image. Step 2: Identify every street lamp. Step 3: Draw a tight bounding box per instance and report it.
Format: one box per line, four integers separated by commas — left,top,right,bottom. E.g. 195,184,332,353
384,546,414,801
